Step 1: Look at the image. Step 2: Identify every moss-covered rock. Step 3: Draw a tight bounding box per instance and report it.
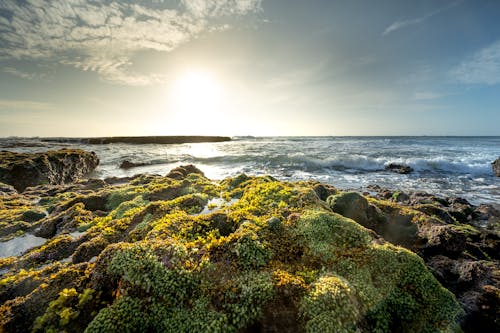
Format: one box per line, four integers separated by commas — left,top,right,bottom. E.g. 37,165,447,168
0,149,99,192
0,166,475,332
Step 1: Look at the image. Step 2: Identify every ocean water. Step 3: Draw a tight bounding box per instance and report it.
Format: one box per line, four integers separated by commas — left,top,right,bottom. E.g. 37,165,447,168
1,136,499,205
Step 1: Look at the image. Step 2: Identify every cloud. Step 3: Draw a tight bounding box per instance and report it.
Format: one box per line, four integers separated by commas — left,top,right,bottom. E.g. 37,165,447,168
451,39,500,85
2,67,38,80
0,0,262,85
382,1,461,36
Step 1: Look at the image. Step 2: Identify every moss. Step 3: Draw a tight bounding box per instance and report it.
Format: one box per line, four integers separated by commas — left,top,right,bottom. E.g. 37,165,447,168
295,209,371,263
300,274,360,333
105,188,138,211
109,195,148,219
0,171,466,332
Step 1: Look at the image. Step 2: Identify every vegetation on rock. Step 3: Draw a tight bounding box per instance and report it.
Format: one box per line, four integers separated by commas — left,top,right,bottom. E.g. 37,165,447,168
0,164,486,332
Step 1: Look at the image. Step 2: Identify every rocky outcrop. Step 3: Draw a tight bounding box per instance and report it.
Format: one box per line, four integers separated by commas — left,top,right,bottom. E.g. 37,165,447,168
42,136,231,145
166,164,204,179
119,160,148,169
0,149,99,192
0,168,464,333
385,163,414,174
493,157,500,177
331,186,499,332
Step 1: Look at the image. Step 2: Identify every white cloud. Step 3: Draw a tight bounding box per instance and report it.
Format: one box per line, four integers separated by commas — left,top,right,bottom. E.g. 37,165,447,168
451,39,500,85
0,0,262,85
2,67,38,80
382,1,461,36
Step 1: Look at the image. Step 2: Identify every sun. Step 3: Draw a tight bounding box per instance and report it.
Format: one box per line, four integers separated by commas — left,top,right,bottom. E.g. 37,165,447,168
176,71,221,103
170,70,223,118
162,69,229,134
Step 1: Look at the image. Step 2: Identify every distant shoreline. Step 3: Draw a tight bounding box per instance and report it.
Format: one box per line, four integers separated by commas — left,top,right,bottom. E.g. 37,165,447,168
40,136,231,144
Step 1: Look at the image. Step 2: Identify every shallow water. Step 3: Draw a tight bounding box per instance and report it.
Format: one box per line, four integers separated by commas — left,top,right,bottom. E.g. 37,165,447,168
0,234,46,258
1,136,499,205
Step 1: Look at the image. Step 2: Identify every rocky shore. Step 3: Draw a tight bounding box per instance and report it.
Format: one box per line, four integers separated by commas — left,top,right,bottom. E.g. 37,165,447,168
0,149,99,192
0,150,498,332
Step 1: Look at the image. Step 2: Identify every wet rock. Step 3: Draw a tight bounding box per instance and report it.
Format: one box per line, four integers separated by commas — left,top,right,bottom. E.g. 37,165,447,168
35,204,93,238
119,160,148,169
0,149,99,192
492,157,500,176
385,163,414,174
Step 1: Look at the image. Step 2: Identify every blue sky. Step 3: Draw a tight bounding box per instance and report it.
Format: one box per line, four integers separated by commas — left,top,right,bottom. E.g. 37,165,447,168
0,0,499,136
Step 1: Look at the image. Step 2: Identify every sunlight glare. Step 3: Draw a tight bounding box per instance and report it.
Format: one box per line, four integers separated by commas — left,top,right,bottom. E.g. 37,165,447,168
167,70,225,133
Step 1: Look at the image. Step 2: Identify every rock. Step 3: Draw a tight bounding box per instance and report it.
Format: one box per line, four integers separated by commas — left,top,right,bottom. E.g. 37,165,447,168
0,170,486,332
327,192,369,224
0,182,17,196
119,160,148,169
312,183,337,201
385,163,414,174
166,164,204,179
0,149,99,192
492,157,500,176
426,255,500,332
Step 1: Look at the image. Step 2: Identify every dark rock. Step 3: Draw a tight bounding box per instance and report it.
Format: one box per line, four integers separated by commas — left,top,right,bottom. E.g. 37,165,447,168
414,204,457,224
35,203,93,238
421,225,467,257
42,135,231,145
104,176,134,185
492,157,500,176
119,160,148,169
385,163,414,174
426,255,500,332
0,149,99,192
20,210,46,223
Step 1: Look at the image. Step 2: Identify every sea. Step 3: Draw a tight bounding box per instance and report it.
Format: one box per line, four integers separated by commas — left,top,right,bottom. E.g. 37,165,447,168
1,136,499,205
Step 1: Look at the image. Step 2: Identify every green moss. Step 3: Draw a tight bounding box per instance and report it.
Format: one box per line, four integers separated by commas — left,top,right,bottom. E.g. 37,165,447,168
0,172,466,332
110,195,148,219
231,223,272,270
300,274,360,333
295,209,371,263
105,188,138,211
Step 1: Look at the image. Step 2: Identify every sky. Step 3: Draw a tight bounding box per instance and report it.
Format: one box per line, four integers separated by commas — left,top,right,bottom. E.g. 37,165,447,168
0,0,499,137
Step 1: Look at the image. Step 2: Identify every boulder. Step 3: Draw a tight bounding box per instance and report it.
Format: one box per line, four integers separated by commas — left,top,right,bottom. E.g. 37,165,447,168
166,164,205,179
119,160,148,169
493,157,500,176
326,191,381,226
0,149,99,192
385,163,414,174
